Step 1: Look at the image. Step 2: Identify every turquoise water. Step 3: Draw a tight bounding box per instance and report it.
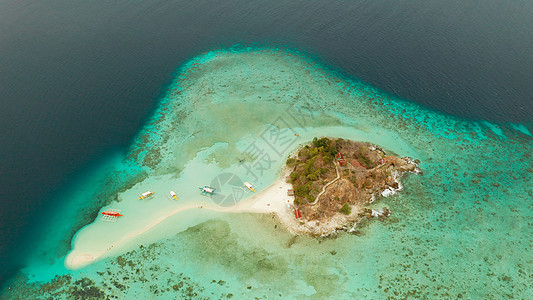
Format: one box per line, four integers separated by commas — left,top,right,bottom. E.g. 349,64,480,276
2,48,531,299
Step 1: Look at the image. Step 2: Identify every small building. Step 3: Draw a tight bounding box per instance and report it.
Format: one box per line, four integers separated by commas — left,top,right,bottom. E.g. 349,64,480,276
294,209,302,219
287,189,294,196
379,158,385,164
339,159,347,167
335,152,344,160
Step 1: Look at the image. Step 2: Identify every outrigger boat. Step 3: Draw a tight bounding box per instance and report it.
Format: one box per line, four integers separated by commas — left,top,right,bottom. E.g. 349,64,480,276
138,191,154,199
199,186,216,196
101,208,123,222
243,182,256,192
170,190,178,200
101,210,123,217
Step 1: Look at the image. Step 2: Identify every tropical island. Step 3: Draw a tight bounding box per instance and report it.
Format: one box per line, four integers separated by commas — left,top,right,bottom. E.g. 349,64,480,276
62,135,419,270
283,137,420,236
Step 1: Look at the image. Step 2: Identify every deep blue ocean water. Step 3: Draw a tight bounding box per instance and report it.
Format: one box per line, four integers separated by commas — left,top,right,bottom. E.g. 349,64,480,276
1,0,532,285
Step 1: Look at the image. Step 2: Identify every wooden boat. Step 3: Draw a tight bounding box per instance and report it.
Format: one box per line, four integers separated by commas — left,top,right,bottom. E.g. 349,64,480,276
101,211,123,217
200,186,215,195
243,182,256,192
170,190,178,200
138,191,154,199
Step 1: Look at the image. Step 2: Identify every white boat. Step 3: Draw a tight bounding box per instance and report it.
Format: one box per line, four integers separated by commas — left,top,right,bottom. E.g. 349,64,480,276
170,190,177,200
200,186,215,195
243,182,255,192
138,191,154,199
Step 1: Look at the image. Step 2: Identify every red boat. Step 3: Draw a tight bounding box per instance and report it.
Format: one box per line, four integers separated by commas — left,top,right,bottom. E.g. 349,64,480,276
101,211,123,217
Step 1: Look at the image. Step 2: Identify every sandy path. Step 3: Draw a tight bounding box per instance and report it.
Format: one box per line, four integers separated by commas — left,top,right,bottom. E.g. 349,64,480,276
310,162,340,205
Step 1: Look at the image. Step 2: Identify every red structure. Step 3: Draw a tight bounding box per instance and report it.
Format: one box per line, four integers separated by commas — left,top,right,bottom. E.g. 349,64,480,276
294,209,302,219
101,211,123,217
379,158,385,164
338,159,347,167
336,152,347,166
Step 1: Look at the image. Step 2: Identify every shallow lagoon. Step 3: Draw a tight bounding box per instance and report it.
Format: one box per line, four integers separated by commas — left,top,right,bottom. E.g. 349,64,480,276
2,49,532,299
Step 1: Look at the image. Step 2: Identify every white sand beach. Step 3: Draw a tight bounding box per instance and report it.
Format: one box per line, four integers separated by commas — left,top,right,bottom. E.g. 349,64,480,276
64,171,297,270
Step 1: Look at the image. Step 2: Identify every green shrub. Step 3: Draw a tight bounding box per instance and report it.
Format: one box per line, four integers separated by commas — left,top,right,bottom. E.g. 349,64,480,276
306,194,314,203
329,146,338,157
309,147,319,157
306,173,318,181
340,203,352,215
286,158,297,166
295,185,309,197
313,137,330,148
290,173,298,183
305,157,316,174
298,148,309,158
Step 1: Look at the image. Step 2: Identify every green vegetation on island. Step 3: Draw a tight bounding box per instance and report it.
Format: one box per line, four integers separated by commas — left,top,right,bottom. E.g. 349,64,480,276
286,137,418,223
286,137,341,205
